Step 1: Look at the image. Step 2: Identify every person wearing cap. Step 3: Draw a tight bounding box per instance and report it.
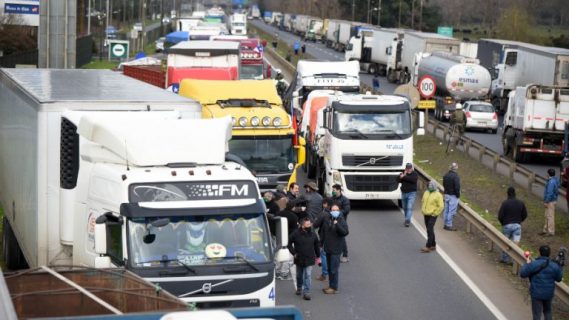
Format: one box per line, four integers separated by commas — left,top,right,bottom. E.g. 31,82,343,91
442,162,461,231
304,181,323,221
288,217,320,300
421,180,444,252
331,184,351,262
399,163,418,227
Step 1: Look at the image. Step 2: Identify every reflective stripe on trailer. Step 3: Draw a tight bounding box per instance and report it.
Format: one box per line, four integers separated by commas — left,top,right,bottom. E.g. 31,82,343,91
520,148,562,154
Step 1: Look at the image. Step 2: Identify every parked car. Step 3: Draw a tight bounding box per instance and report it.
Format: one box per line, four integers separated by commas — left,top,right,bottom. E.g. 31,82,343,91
105,26,118,39
463,101,498,133
155,37,165,52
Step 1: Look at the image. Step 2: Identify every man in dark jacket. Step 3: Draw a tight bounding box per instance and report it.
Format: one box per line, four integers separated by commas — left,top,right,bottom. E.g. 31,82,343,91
288,217,320,300
442,162,461,231
304,181,323,221
498,187,528,264
314,203,349,294
399,163,418,227
520,245,563,320
287,182,300,201
278,200,299,236
331,184,351,262
316,198,333,281
263,191,280,215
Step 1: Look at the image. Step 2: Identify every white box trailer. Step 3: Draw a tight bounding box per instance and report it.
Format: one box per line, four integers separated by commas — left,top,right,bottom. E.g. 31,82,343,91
293,15,310,36
459,42,478,59
325,19,341,48
337,20,353,51
516,45,569,88
345,27,404,75
0,68,200,270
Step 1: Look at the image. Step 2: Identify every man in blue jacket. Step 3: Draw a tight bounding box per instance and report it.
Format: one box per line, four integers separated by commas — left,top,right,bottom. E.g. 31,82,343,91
541,169,559,236
520,245,563,320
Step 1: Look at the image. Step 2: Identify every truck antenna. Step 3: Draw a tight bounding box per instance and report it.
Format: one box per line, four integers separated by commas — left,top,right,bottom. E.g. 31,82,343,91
125,139,130,171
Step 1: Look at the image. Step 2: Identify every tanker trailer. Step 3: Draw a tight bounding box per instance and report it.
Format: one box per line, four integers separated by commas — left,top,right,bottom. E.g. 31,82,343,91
413,51,492,121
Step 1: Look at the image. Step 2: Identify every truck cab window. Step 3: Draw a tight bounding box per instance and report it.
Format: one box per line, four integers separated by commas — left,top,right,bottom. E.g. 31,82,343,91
505,52,517,66
107,221,124,266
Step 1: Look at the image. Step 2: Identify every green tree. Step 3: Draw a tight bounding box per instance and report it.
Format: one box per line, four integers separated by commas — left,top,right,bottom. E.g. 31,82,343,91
496,6,535,42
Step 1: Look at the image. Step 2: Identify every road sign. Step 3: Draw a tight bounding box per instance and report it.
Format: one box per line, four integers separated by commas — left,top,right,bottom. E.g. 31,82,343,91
437,26,454,37
418,75,436,99
418,100,436,110
108,40,130,60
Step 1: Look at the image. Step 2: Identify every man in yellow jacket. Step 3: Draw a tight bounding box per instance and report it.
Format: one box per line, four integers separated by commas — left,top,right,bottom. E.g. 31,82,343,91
421,180,444,253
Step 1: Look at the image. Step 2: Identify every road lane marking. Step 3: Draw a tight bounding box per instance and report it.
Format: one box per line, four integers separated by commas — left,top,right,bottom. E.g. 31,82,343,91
410,215,508,320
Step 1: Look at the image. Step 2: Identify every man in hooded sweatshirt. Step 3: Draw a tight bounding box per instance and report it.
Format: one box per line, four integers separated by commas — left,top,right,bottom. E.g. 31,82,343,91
421,180,444,253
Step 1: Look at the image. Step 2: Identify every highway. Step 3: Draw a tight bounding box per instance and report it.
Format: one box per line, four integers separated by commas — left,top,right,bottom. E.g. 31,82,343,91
252,20,557,178
253,19,535,319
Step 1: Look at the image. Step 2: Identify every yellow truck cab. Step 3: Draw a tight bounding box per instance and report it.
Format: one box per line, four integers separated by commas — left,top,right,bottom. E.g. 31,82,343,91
180,79,305,190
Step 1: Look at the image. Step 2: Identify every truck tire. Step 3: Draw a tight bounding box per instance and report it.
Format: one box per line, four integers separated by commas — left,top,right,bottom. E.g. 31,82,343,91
378,66,387,77
512,141,527,163
387,70,396,83
3,217,28,270
368,64,377,75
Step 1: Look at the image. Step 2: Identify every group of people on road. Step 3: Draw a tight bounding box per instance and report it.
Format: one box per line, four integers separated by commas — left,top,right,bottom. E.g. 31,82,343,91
398,162,462,253
265,181,350,300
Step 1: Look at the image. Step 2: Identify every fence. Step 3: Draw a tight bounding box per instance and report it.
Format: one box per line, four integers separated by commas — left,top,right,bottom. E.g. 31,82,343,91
76,35,94,68
0,50,38,68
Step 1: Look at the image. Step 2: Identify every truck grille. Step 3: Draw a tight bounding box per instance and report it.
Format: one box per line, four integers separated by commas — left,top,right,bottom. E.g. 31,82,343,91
344,175,399,192
342,155,403,167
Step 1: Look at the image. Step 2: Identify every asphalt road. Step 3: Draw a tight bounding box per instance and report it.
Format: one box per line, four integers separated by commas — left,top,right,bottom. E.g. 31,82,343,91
251,20,557,178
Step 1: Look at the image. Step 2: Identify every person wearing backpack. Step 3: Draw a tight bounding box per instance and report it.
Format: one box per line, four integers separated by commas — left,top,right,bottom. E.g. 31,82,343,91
520,245,563,320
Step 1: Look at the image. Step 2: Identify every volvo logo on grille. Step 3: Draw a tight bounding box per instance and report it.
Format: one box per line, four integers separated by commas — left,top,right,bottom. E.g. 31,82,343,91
202,283,212,294
369,158,377,164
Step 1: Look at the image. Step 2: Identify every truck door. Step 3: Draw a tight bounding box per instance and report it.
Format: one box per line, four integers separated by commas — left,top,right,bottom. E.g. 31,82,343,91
556,56,569,87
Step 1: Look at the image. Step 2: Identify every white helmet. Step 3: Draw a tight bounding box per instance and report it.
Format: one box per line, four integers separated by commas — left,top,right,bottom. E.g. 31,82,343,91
455,103,463,110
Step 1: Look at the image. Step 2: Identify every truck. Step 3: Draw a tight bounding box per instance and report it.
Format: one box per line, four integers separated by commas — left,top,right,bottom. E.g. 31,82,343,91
251,5,261,19
305,92,417,200
272,12,283,26
229,13,247,35
345,27,404,76
282,13,294,32
179,79,306,191
459,41,478,59
412,51,491,121
502,84,569,162
212,36,268,79
306,18,324,42
0,68,289,308
263,11,272,23
166,40,240,90
292,15,310,37
287,60,361,118
388,31,460,84
481,40,569,113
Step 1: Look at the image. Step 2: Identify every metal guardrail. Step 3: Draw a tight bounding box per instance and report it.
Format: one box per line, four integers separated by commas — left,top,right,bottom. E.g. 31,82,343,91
428,119,566,200
415,164,569,306
262,35,569,306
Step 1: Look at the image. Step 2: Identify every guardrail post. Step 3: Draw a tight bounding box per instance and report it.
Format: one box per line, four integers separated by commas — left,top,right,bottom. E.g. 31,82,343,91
466,221,471,233
443,126,449,140
528,172,536,190
479,146,486,162
464,139,472,154
509,163,517,180
488,241,494,252
493,155,500,172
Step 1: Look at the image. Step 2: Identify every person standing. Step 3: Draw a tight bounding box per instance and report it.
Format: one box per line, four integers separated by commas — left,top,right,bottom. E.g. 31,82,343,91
421,181,444,253
331,184,351,262
372,74,380,92
314,203,349,294
541,169,559,237
399,163,418,227
450,103,466,139
293,41,300,55
288,217,320,300
316,198,333,281
275,199,299,280
498,187,528,264
304,181,323,221
520,245,563,320
263,191,280,215
442,162,460,231
287,182,300,201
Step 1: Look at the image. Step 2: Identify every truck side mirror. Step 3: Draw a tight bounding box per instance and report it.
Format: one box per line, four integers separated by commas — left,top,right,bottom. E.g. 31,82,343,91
294,136,306,166
416,111,425,136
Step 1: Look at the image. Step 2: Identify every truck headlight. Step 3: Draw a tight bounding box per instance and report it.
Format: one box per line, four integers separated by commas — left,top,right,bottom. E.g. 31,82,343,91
273,117,282,126
239,117,248,127
262,116,271,126
251,116,260,127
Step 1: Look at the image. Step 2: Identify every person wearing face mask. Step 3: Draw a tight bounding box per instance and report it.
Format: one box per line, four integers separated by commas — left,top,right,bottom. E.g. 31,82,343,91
421,181,444,253
288,217,320,300
314,203,349,294
263,191,280,215
331,184,351,262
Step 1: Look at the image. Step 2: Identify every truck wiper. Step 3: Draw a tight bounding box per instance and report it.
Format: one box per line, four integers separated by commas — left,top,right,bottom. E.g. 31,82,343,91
135,258,197,274
214,256,259,272
343,129,368,139
377,129,403,139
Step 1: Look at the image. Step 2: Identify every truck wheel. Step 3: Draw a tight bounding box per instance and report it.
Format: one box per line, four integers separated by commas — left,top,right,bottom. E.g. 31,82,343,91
502,134,511,156
3,217,28,270
378,67,387,77
368,64,377,75
512,141,526,163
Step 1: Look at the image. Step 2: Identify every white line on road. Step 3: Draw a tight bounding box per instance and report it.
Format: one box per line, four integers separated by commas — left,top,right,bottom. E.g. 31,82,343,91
410,216,508,320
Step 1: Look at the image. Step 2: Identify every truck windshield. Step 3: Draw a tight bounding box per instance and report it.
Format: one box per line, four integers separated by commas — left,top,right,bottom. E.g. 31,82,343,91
218,99,270,108
333,110,412,139
240,65,264,80
229,135,295,174
129,213,271,269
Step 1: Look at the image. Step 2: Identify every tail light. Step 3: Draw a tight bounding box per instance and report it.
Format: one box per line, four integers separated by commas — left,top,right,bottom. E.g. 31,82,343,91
492,112,497,120
466,111,471,118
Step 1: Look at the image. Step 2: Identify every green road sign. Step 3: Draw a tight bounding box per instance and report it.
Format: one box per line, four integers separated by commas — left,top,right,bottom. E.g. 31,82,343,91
108,40,130,60
437,26,454,38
